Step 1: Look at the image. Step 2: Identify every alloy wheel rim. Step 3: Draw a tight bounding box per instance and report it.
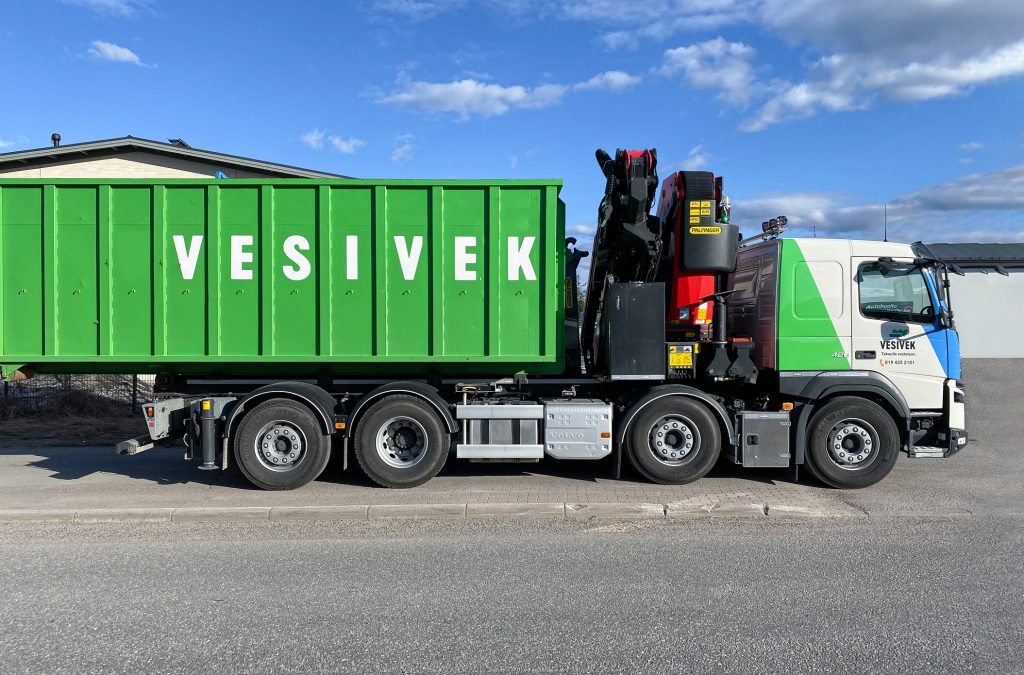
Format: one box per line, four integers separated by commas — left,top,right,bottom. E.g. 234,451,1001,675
648,414,700,466
826,418,879,471
376,416,429,468
255,421,307,472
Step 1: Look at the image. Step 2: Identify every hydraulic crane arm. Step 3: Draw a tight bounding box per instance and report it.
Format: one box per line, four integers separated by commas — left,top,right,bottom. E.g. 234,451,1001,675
581,148,662,370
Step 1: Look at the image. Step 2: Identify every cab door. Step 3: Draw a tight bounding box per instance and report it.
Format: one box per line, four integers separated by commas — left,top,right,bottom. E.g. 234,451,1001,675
850,258,948,409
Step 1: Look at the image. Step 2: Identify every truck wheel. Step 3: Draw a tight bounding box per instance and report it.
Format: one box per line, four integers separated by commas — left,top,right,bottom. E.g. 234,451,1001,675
627,398,721,485
354,395,450,488
233,398,331,490
804,397,900,489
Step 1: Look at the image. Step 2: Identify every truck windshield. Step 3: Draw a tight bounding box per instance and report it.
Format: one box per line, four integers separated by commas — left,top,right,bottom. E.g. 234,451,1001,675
858,263,935,324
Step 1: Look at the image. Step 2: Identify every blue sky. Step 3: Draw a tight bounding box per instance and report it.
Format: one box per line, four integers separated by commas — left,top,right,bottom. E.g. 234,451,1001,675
2,0,1023,256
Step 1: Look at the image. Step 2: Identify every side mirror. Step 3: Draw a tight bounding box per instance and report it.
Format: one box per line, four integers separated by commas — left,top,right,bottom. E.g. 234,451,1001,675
877,258,914,276
938,307,954,328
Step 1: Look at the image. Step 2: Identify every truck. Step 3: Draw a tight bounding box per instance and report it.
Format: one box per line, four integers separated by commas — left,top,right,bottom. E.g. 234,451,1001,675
0,148,967,490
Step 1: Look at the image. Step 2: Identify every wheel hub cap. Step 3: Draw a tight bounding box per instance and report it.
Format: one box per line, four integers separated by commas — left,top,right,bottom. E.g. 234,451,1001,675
256,423,305,470
376,417,428,468
649,415,696,464
827,420,875,467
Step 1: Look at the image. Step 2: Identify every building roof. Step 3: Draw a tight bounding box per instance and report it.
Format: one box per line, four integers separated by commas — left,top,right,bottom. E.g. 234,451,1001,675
0,135,347,179
916,242,1024,273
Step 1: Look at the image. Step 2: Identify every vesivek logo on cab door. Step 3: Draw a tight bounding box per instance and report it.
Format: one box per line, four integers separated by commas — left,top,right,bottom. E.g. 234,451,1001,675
170,235,538,282
880,322,916,350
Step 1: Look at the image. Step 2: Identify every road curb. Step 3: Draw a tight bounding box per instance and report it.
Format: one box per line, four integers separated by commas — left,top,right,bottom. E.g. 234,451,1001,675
171,507,270,522
0,502,992,524
0,509,76,523
467,503,565,518
766,503,867,518
74,508,173,524
566,503,665,519
270,505,370,521
367,504,467,519
666,501,767,518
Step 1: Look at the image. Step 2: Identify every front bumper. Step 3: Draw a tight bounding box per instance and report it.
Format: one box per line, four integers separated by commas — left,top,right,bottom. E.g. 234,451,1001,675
942,379,967,457
945,427,969,457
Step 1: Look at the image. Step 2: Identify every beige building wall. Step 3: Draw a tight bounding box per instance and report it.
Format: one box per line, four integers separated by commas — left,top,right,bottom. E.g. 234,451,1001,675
0,151,273,178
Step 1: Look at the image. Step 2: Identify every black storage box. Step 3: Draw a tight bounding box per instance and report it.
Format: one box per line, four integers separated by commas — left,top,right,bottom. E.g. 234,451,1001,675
678,171,738,273
602,282,665,380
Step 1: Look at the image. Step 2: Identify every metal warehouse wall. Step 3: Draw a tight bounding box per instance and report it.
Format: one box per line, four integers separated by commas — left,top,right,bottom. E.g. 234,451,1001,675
949,271,1024,357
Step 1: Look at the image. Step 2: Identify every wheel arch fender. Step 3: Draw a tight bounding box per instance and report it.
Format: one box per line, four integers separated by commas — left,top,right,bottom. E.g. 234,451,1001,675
613,385,734,479
787,372,911,465
346,381,458,437
224,381,337,441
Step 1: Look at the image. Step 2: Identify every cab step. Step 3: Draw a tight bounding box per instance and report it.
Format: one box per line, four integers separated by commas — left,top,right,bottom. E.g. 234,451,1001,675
909,446,945,458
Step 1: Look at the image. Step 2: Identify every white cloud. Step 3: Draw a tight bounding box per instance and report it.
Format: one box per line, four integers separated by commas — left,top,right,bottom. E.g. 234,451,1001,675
658,38,758,105
564,0,1024,61
367,0,464,20
732,191,838,233
560,0,755,48
329,136,366,154
88,40,149,67
459,70,493,81
372,0,1024,129
379,78,567,119
740,75,861,132
565,1,1024,130
301,129,366,154
63,0,151,17
742,40,1024,131
958,138,983,163
678,144,710,171
369,0,550,21
861,40,1024,101
737,1,1024,131
0,135,29,149
573,70,642,92
759,0,1024,63
300,128,326,150
391,134,415,164
379,70,645,120
732,164,1024,242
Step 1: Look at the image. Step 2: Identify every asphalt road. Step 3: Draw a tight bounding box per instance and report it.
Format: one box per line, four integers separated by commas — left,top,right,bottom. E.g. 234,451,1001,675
0,516,1021,674
0,359,1021,673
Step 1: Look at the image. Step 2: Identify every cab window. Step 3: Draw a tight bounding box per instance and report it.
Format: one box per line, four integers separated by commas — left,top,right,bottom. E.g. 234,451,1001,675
858,263,935,323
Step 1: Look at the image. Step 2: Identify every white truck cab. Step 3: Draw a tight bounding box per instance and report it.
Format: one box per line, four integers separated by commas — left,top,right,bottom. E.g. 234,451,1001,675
730,238,967,487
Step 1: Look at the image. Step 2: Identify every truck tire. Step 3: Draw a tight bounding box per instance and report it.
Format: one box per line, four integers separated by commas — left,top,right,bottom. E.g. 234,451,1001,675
626,397,721,485
354,394,450,488
233,398,331,490
804,397,900,489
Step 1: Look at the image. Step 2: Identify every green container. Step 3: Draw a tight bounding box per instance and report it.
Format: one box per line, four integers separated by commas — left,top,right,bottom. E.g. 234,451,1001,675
0,179,565,378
